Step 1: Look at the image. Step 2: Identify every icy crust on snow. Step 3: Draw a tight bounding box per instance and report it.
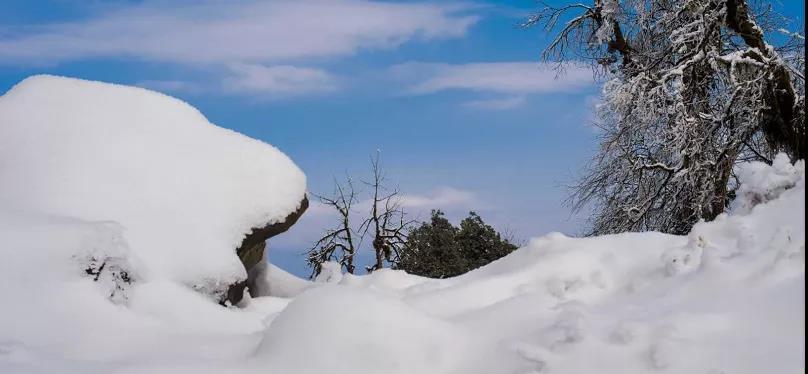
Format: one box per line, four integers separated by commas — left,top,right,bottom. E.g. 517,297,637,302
0,75,307,297
0,133,803,373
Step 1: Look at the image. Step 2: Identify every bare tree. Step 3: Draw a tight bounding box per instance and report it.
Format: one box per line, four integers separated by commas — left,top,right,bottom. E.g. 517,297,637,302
526,0,804,235
306,176,358,277
359,153,415,273
307,153,415,276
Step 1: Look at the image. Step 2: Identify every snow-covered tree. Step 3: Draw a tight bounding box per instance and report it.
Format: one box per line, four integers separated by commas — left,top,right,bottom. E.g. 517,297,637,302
527,0,805,234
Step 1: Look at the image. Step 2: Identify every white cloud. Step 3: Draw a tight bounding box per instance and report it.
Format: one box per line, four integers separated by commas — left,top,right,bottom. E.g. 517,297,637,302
462,95,527,110
304,186,476,218
135,80,205,94
275,186,479,250
0,1,477,97
300,203,336,220
0,1,478,65
223,64,338,97
134,65,338,97
398,187,476,209
391,61,595,95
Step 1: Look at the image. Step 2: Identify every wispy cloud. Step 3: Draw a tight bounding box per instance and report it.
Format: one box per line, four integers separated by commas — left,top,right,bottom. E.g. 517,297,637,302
462,95,527,110
135,64,338,98
223,64,338,97
276,186,479,250
304,186,477,218
398,187,477,209
392,61,594,95
135,80,205,94
0,1,478,98
0,1,477,65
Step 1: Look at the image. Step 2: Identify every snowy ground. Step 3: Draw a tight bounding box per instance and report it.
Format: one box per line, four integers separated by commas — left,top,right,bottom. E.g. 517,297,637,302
0,76,804,374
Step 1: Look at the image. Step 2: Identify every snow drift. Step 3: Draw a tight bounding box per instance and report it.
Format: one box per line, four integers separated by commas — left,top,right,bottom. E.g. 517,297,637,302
0,76,804,373
0,75,307,300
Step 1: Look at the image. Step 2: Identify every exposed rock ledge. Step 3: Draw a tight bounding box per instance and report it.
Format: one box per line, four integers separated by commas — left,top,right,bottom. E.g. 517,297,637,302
223,195,309,305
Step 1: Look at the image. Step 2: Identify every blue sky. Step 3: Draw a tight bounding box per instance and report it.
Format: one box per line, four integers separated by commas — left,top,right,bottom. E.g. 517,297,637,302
1,0,803,277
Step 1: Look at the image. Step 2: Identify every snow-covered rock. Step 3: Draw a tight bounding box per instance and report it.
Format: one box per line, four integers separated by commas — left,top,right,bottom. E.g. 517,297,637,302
0,75,307,302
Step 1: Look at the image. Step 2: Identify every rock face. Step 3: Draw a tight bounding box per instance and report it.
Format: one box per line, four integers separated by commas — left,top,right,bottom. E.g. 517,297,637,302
224,195,309,305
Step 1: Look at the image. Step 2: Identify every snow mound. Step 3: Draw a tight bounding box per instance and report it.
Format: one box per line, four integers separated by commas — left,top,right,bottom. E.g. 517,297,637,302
243,155,803,373
291,155,803,374
0,75,306,297
262,262,313,298
731,153,804,214
257,285,482,374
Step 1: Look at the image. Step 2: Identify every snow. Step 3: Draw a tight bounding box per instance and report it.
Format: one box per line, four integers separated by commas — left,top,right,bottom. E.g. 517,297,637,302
0,76,804,373
313,261,344,283
730,153,804,214
594,0,619,43
778,28,806,40
0,75,307,299
262,262,313,298
256,285,485,374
